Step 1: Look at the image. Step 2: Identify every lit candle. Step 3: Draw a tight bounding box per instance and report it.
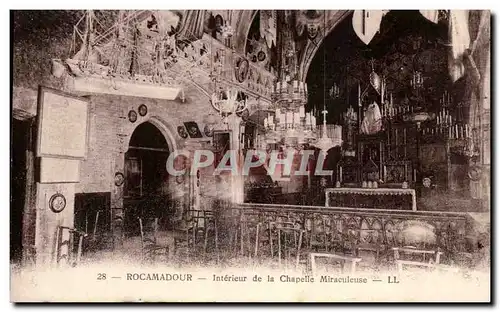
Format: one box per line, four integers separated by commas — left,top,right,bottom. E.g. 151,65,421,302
358,83,361,107
286,112,293,125
294,113,300,125
455,124,459,139
299,106,305,118
381,77,385,104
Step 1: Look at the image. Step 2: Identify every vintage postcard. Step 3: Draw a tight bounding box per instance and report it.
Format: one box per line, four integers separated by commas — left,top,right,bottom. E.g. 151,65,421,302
10,9,491,302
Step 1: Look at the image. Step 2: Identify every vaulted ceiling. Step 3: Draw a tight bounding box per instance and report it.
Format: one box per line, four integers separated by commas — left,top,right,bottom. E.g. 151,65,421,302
305,10,452,124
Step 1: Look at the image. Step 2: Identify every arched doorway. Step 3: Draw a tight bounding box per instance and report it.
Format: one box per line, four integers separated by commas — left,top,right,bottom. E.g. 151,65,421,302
123,121,172,236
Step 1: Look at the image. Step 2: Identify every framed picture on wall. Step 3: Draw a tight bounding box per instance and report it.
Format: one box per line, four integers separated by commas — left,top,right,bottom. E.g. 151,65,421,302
183,121,203,138
212,130,232,169
36,86,90,159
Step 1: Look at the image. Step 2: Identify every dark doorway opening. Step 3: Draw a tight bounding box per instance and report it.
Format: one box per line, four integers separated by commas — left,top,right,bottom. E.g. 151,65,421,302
123,122,171,236
11,118,30,263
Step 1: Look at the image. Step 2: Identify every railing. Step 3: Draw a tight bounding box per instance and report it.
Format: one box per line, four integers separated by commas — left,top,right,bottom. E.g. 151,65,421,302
218,202,471,264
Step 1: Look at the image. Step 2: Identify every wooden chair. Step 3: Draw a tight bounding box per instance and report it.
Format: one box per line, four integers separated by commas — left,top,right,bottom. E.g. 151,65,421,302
138,217,169,263
55,226,88,267
239,210,262,258
307,213,330,252
172,218,195,261
309,252,362,275
173,210,219,263
198,210,220,263
353,228,388,269
269,221,305,269
392,246,443,273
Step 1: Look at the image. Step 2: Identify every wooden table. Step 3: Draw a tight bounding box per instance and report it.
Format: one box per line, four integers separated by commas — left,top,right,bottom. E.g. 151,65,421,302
325,187,417,211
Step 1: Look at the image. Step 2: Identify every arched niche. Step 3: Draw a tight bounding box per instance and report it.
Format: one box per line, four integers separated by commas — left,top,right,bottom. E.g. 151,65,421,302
122,117,179,235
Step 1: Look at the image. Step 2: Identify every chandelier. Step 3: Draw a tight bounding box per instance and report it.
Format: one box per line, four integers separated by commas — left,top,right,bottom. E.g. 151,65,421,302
262,79,318,148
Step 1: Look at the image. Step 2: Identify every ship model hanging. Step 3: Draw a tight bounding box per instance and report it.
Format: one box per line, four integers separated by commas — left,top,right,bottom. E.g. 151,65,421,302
51,10,194,101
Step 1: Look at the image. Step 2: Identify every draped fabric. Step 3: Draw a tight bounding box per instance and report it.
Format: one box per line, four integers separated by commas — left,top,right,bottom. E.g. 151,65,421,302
448,10,471,83
419,10,439,24
176,10,205,41
260,10,277,49
352,10,389,45
361,102,382,135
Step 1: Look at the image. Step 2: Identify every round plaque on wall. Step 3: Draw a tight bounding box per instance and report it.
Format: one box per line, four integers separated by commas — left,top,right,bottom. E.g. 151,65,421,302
234,57,249,83
49,193,66,213
114,172,125,187
128,110,138,123
138,104,148,116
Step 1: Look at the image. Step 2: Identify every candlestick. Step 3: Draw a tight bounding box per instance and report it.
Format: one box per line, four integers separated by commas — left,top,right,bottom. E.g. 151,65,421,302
358,83,361,107
381,77,385,104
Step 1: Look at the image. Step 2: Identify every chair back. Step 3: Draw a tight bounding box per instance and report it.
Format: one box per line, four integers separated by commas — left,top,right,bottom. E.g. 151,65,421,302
55,226,88,267
138,217,159,248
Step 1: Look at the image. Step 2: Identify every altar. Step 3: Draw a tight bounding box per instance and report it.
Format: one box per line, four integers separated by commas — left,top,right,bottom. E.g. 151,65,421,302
325,187,417,211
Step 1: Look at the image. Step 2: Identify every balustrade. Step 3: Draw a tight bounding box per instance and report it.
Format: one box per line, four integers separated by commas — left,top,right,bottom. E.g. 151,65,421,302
218,203,471,267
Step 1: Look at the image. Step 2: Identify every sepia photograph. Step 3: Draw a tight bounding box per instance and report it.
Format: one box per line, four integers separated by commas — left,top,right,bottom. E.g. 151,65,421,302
9,7,491,302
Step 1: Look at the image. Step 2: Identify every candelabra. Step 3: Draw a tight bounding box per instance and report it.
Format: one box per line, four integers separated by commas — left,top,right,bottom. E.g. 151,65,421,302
410,71,424,89
263,78,318,148
263,105,317,147
329,83,341,99
210,88,247,124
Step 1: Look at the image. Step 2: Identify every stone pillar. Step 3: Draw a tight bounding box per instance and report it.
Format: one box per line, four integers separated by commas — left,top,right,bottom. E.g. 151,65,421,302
34,182,76,267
